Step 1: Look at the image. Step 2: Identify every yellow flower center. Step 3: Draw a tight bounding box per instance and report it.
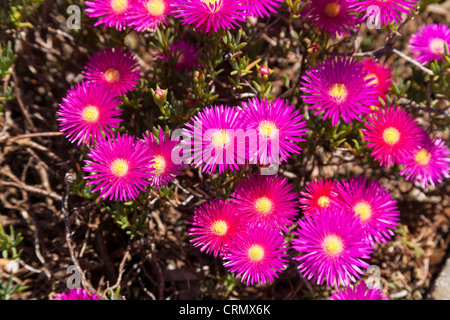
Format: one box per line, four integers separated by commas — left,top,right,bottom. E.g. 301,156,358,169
81,105,100,123
104,68,121,83
147,0,165,16
258,121,278,139
211,130,231,148
364,73,379,86
382,127,400,145
151,155,166,175
317,196,330,208
324,2,341,18
322,235,344,256
211,220,228,236
328,83,348,103
111,0,128,13
354,201,372,221
429,38,446,55
111,159,129,177
201,0,219,5
414,149,432,166
248,244,264,262
255,197,273,215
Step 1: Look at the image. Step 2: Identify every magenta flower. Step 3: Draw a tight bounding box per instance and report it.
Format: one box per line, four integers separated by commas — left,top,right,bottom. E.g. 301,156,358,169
360,58,393,101
230,173,299,232
336,177,400,245
57,81,122,146
83,48,141,96
241,97,308,165
143,128,186,188
354,0,418,26
172,0,249,34
292,207,373,287
162,41,200,73
399,133,450,188
54,288,100,300
409,24,450,65
83,133,152,201
299,178,340,216
243,0,284,18
127,0,172,31
223,224,289,286
181,105,245,175
305,0,361,37
361,105,423,167
300,56,379,127
85,0,130,30
330,282,389,300
188,199,248,258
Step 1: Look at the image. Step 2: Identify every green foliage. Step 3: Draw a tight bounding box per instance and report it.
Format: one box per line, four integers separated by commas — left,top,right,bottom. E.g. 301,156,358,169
0,225,23,260
0,274,28,300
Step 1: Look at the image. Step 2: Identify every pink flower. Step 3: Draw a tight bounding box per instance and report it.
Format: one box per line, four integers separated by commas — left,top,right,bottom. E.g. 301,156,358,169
85,0,131,30
330,281,389,300
409,24,450,65
54,288,100,300
243,0,284,18
127,0,172,31
299,178,340,216
223,224,289,286
57,81,122,146
360,58,393,101
354,0,418,26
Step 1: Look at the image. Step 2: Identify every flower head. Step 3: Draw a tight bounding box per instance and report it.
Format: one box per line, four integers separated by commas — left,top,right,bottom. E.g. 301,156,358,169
188,199,248,257
127,0,172,31
354,0,418,26
292,207,373,287
399,133,450,188
172,0,249,34
57,81,122,146
223,224,289,286
299,178,340,216
54,288,100,300
83,133,152,201
240,97,308,165
360,58,393,101
181,105,245,174
143,128,186,188
83,48,141,96
163,41,200,73
336,177,400,245
409,24,450,65
361,105,423,167
300,56,379,126
230,173,299,232
330,281,389,300
243,0,284,18
305,0,361,37
85,0,130,30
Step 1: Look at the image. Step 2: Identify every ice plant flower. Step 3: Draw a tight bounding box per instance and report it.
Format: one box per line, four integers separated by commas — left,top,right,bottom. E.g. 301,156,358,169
240,97,308,165
409,24,450,65
181,105,245,174
336,177,400,245
362,105,423,167
292,207,373,287
127,0,172,31
54,288,101,300
83,48,141,96
299,178,340,216
188,200,248,257
162,41,200,73
360,58,393,101
143,128,186,188
329,281,389,300
242,0,284,18
57,81,122,146
230,173,299,232
354,0,418,26
399,133,450,188
85,0,131,30
172,0,249,34
300,56,379,127
83,133,152,201
305,0,361,37
223,224,289,286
